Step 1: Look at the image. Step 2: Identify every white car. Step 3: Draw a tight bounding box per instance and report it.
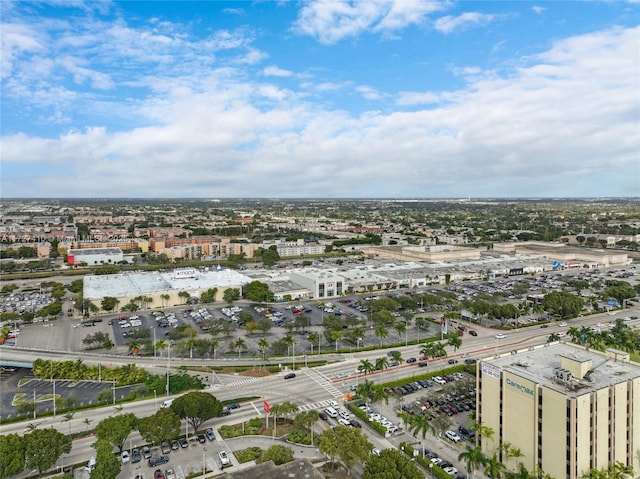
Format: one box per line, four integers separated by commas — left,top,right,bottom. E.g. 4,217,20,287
120,450,130,464
558,322,567,327
445,430,461,442
337,418,351,426
339,410,350,420
495,333,506,339
443,466,459,476
218,450,230,466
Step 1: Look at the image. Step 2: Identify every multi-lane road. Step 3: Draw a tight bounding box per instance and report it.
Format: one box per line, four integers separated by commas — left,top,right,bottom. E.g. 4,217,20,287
1,309,638,478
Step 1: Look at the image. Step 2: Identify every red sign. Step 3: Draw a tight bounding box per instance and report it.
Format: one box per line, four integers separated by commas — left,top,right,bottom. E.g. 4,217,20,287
263,400,270,413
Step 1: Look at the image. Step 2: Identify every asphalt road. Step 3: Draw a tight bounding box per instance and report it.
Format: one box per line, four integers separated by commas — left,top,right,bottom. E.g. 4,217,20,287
2,309,638,479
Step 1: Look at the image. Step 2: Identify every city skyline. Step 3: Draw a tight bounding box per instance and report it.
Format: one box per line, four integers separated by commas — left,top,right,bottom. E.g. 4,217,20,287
1,1,639,199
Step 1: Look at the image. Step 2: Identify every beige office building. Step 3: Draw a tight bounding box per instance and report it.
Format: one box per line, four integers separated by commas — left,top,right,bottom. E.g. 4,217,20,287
478,343,640,479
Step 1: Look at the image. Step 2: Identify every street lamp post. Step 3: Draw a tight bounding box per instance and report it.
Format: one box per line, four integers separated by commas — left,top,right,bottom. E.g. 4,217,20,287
153,389,157,412
112,380,116,405
202,447,206,478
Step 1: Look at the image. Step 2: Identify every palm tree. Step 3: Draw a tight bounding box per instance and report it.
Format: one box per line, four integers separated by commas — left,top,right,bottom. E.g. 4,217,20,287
374,356,389,372
369,384,390,408
258,338,269,368
328,329,342,352
485,453,506,479
447,332,462,352
358,359,375,376
374,323,388,347
408,413,435,440
83,417,92,431
295,410,320,445
209,338,219,360
161,294,170,308
349,327,365,349
432,412,452,438
507,464,534,479
389,350,403,364
356,380,376,406
284,334,294,364
184,337,196,359
155,339,167,357
607,462,635,479
178,291,190,304
458,445,487,478
232,337,247,358
61,412,75,434
307,332,320,355
468,415,495,444
393,321,407,345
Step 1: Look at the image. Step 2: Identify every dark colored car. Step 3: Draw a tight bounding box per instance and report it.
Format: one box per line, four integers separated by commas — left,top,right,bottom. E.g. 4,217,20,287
197,434,206,444
406,357,417,363
318,411,328,421
448,359,458,364
284,373,296,379
148,456,169,467
142,446,152,459
227,403,241,410
349,419,362,428
171,440,179,450
469,330,478,336
464,358,476,365
179,438,188,448
418,361,429,368
131,448,141,463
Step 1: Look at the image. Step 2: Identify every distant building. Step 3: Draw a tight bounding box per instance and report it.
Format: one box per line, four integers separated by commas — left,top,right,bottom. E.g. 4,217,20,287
68,247,125,266
478,343,640,478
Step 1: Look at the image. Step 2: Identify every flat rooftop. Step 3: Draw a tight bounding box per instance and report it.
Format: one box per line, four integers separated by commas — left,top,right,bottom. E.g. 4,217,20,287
484,343,640,397
84,268,252,300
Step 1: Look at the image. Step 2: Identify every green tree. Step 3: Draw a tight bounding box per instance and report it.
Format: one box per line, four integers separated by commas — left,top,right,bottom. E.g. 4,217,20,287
94,413,137,453
389,350,403,364
0,433,26,479
100,296,118,312
231,337,247,357
362,448,423,479
261,444,293,465
458,445,487,478
294,410,320,445
317,425,373,471
170,391,223,433
447,332,462,352
374,324,388,347
223,288,241,305
244,280,272,302
197,287,216,303
374,356,389,372
91,438,120,479
24,428,72,475
408,413,435,440
542,291,584,319
485,452,506,479
358,359,375,376
137,408,181,446
260,246,281,267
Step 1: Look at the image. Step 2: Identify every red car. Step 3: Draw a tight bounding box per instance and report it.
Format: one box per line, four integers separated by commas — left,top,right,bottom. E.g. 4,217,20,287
154,469,165,479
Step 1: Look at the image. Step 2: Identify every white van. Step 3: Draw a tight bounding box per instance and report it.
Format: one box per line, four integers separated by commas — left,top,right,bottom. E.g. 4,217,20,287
160,399,174,408
325,407,338,418
85,456,96,472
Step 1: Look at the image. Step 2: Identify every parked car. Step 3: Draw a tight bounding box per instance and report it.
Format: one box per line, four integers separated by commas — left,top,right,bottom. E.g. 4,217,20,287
219,451,230,466
148,456,169,467
142,446,152,459
205,428,215,441
121,451,130,464
179,438,188,448
197,434,206,444
131,448,141,463
161,442,171,454
171,440,179,450
154,469,165,479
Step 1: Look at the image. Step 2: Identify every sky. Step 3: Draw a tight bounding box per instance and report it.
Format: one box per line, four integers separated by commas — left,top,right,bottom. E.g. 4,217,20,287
1,0,639,199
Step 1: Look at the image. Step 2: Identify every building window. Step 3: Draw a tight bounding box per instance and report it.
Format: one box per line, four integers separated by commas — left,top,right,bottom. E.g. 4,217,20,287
318,283,325,297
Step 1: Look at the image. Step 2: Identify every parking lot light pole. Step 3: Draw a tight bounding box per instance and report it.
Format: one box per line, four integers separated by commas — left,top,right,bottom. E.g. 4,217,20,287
202,447,206,478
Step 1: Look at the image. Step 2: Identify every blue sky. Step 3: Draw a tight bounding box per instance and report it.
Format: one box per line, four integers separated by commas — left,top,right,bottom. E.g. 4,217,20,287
1,0,638,198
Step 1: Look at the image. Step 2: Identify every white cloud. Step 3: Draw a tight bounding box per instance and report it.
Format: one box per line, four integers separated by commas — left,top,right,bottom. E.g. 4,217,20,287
356,85,384,100
1,7,637,198
532,6,545,15
263,65,294,77
434,12,497,34
293,0,446,44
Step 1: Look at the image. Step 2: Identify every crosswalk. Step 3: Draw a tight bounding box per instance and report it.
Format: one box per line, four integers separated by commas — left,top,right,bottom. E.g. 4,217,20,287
297,398,340,412
302,369,342,398
222,376,264,388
